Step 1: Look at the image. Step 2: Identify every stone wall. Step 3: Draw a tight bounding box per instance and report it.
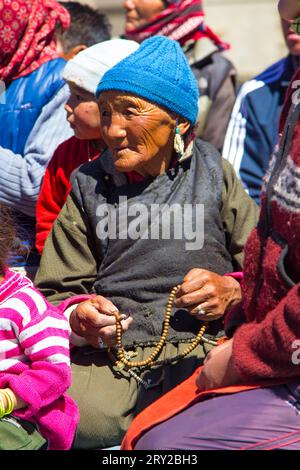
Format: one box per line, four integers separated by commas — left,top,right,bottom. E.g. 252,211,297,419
64,0,287,81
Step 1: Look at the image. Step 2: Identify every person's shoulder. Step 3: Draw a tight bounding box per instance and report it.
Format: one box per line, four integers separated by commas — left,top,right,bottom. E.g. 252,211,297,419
48,136,88,169
0,269,51,322
70,153,108,202
192,138,222,175
254,55,292,84
73,153,104,181
36,58,67,80
211,51,235,69
34,58,67,99
193,138,221,160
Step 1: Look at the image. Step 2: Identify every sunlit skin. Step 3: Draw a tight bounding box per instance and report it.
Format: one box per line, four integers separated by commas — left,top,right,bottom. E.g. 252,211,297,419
124,0,165,32
65,83,102,140
98,90,190,177
56,38,87,60
281,18,300,55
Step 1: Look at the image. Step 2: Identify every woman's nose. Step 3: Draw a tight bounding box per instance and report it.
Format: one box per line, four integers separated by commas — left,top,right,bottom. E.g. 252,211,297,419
64,101,72,114
124,0,134,10
106,116,127,140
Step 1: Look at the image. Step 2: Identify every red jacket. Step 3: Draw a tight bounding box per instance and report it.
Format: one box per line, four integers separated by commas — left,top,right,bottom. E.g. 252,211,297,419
36,136,100,254
225,70,300,382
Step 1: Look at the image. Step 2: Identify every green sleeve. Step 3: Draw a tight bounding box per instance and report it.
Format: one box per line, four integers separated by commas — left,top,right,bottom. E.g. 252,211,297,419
221,158,259,270
35,192,98,305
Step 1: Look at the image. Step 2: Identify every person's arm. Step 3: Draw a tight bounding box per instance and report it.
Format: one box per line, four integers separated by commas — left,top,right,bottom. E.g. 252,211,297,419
0,85,72,217
220,158,259,271
0,300,72,419
35,191,98,305
278,0,300,19
202,74,236,151
223,81,275,205
231,283,300,381
197,282,300,389
35,144,72,254
174,159,258,322
35,188,133,348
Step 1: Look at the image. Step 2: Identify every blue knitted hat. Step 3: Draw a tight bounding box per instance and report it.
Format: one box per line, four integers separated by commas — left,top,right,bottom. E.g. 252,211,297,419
96,36,199,125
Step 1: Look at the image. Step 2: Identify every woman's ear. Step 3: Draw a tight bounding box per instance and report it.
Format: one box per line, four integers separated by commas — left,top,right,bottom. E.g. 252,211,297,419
177,119,191,136
64,45,87,61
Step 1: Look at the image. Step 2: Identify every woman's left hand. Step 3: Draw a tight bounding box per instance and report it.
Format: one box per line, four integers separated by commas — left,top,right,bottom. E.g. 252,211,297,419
175,268,242,322
196,339,241,390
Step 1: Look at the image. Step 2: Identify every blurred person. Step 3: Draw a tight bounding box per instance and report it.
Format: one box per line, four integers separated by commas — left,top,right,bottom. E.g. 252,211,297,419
223,17,300,205
56,1,111,60
35,39,139,254
123,0,236,151
0,0,71,277
0,0,112,277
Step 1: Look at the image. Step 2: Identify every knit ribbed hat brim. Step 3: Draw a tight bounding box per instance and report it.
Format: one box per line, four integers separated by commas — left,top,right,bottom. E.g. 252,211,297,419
96,36,199,124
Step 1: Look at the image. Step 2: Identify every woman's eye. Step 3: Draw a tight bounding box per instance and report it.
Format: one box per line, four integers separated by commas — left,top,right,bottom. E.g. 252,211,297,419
125,108,137,116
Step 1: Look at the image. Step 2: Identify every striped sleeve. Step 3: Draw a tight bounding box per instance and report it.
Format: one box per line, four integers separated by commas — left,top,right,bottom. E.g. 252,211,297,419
0,286,73,417
0,84,73,217
16,287,71,366
222,79,265,180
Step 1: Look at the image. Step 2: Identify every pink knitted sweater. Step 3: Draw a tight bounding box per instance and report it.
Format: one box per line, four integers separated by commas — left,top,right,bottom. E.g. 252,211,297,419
0,269,79,450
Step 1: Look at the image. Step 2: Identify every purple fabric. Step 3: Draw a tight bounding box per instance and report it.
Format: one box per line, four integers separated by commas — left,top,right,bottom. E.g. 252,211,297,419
136,383,300,450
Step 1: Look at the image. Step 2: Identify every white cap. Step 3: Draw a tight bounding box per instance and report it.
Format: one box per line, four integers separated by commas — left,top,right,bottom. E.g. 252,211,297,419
63,38,139,95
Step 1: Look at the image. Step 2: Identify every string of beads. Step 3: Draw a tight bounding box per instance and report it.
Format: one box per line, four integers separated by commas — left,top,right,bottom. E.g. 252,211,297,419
113,285,207,370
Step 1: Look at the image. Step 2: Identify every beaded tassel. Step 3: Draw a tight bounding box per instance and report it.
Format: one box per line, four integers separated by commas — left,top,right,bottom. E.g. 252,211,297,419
174,127,185,160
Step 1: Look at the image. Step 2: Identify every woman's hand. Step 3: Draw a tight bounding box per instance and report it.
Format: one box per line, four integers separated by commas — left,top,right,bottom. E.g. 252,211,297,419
196,339,241,390
70,296,133,348
175,269,242,322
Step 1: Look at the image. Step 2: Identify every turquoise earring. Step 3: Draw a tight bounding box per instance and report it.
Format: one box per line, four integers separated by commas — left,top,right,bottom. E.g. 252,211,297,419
174,126,185,160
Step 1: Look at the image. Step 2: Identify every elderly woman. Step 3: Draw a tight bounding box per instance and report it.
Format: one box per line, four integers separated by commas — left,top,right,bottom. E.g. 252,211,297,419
123,0,236,151
35,36,258,449
121,5,300,450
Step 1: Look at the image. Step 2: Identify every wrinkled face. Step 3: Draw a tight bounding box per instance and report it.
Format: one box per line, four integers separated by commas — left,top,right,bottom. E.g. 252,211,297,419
124,0,165,32
281,18,300,55
65,84,101,140
98,90,178,177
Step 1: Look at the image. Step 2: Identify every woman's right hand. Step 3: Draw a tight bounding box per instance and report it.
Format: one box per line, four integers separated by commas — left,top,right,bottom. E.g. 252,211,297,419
69,296,133,348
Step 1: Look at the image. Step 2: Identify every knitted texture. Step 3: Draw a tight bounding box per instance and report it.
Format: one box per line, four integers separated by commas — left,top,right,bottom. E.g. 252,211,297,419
228,93,300,382
96,36,199,124
0,269,79,449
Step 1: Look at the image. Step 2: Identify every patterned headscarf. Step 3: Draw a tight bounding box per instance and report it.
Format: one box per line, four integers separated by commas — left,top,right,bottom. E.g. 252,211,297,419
124,0,229,51
0,0,70,84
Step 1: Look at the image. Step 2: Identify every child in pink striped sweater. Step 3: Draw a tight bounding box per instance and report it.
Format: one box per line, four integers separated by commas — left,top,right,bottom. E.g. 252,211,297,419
0,205,79,450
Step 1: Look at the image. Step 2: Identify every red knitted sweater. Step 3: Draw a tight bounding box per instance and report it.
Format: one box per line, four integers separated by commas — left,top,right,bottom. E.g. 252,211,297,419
227,78,300,382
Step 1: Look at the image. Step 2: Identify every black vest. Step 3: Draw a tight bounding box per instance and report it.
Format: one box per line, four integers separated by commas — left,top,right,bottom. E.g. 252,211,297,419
72,139,233,346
